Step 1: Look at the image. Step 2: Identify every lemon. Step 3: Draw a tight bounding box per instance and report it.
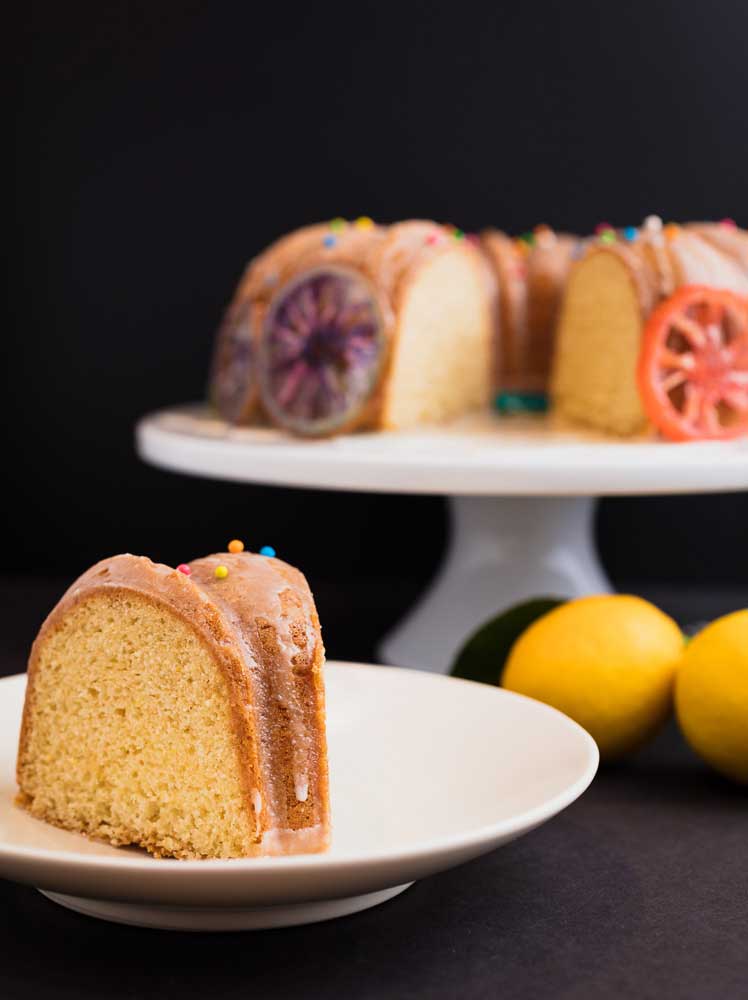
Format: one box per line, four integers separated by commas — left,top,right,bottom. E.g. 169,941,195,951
502,595,684,759
675,609,748,783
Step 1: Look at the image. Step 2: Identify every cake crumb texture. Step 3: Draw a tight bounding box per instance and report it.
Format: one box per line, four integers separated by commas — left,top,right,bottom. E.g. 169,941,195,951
552,250,648,435
17,590,258,859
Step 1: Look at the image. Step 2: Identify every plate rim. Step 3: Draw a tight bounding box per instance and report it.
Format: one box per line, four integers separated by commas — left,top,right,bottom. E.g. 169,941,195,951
0,663,599,876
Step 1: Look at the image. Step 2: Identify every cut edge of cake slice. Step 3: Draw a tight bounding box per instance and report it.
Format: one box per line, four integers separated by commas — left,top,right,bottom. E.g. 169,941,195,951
16,551,330,860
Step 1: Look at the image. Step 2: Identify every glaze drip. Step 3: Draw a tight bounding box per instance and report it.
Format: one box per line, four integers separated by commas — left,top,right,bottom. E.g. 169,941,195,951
187,552,328,850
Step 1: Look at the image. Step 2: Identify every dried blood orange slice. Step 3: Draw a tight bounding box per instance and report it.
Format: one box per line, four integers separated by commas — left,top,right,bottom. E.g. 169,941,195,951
259,267,387,436
637,285,748,441
210,297,257,424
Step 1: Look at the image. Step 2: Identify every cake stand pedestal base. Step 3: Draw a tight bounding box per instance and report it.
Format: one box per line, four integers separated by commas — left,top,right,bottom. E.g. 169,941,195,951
40,883,412,931
379,496,611,674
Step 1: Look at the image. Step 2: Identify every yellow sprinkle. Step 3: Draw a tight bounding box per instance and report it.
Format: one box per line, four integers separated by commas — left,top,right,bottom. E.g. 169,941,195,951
228,539,244,554
214,565,229,579
354,216,374,230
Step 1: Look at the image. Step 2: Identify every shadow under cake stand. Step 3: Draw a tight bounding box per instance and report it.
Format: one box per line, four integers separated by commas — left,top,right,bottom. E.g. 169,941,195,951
136,407,748,674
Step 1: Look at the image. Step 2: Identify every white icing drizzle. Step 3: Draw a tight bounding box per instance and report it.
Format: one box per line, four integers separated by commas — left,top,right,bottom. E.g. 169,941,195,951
192,556,320,849
535,227,557,250
639,217,675,298
267,576,316,807
295,776,309,802
261,822,325,855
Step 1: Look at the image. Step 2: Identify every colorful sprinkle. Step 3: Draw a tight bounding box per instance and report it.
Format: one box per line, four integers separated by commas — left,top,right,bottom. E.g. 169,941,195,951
466,233,480,246
623,226,638,242
354,216,374,230
599,229,616,245
228,539,244,554
720,217,737,228
594,222,613,235
176,564,191,576
663,223,681,241
214,565,229,579
323,235,337,248
514,238,531,257
452,228,465,240
329,217,346,232
494,391,549,414
426,233,441,245
259,545,276,558
644,214,663,233
519,231,535,247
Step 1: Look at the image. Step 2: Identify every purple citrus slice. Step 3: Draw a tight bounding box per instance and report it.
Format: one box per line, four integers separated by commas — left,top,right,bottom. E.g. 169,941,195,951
209,297,257,423
259,267,387,435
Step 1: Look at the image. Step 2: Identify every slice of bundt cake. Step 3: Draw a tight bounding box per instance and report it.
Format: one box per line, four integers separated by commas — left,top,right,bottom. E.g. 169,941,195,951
16,548,330,859
481,226,581,404
210,218,496,436
551,218,748,437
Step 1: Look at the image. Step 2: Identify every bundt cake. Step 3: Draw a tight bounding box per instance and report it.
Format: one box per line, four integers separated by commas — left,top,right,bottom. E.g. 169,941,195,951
551,218,748,439
210,217,496,436
481,225,581,407
16,547,330,859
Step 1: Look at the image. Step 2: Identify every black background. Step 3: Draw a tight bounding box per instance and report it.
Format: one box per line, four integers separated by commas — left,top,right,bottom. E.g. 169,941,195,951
7,0,748,658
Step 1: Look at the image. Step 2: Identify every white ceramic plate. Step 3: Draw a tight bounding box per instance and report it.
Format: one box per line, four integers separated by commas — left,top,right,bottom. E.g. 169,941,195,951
0,664,598,931
137,405,748,496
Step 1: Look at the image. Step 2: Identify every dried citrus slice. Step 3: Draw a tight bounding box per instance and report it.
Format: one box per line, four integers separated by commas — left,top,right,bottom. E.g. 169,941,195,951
637,285,748,441
258,267,387,436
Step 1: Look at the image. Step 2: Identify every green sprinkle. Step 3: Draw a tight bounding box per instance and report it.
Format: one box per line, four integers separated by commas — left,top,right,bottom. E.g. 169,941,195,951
600,229,616,245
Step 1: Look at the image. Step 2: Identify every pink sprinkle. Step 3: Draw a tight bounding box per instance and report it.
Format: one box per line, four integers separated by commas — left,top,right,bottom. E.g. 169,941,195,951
466,233,480,246
177,564,191,576
720,217,737,228
594,222,613,234
426,233,442,245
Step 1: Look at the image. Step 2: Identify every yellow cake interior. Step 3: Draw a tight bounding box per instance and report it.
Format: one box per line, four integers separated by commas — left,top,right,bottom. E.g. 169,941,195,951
17,591,256,859
552,251,648,435
383,249,491,428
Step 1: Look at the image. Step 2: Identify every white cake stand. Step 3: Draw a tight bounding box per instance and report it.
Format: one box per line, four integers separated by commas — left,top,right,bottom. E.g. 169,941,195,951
136,407,748,674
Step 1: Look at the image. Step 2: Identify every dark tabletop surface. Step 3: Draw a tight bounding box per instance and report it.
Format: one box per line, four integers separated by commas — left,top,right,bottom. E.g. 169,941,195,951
2,577,747,1000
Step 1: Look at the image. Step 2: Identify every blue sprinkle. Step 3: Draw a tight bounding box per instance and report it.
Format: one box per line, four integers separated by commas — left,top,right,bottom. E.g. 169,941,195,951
260,545,276,558
323,235,337,248
623,226,638,242
494,391,548,415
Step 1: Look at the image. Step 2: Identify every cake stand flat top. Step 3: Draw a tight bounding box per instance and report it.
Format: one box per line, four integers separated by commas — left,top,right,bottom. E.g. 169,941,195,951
136,406,748,497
